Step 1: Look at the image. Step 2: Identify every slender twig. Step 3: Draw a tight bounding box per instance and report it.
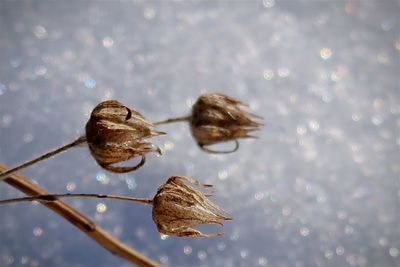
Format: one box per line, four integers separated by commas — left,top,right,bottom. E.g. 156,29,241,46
153,115,191,125
0,163,160,267
0,136,87,181
0,193,153,205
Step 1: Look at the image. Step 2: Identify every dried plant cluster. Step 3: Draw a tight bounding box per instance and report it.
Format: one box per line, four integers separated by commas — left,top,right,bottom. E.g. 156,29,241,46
0,92,262,265
82,93,261,236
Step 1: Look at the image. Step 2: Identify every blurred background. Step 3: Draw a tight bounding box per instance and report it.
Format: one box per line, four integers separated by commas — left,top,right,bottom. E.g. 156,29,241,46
0,0,399,266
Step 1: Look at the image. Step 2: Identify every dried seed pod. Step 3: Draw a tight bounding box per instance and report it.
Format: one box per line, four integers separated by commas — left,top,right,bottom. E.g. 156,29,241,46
152,175,231,237
85,100,165,173
190,93,262,153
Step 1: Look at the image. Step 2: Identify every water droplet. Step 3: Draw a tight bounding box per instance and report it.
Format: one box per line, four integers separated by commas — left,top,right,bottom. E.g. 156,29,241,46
102,37,114,48
377,52,389,64
282,206,292,216
308,120,320,131
3,255,14,265
258,257,268,266
296,125,307,135
96,203,107,213
84,78,96,89
254,192,264,200
96,172,109,185
351,114,361,122
320,48,332,60
371,116,382,126
135,228,146,238
299,227,310,237
159,254,168,263
324,250,334,259
373,98,384,109
33,25,47,39
378,237,388,247
144,7,156,20
277,67,290,78
263,0,275,8
197,251,207,260
263,69,274,80
183,245,192,255
218,170,228,180
0,83,6,95
33,227,43,237
22,133,34,143
34,66,47,76
395,40,400,50
126,177,137,190
9,59,21,68
389,247,399,258
217,242,226,251
66,182,76,192
240,249,249,259
336,246,345,256
345,225,354,234
2,114,12,127
20,256,29,265
164,141,175,151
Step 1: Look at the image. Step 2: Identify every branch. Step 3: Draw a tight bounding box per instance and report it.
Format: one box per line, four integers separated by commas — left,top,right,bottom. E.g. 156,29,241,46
0,136,87,181
0,193,153,205
0,163,160,267
152,115,191,125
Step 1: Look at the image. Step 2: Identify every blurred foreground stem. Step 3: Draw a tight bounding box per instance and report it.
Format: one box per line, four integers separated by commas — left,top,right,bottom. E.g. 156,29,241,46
0,163,160,267
0,136,87,181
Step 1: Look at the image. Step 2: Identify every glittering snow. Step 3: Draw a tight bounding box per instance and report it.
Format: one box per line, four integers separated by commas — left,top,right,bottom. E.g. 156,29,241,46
0,1,399,267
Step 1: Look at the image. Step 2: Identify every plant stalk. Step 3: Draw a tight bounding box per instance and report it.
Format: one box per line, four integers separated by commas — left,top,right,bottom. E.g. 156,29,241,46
0,163,160,267
0,193,153,205
153,115,191,125
0,136,87,181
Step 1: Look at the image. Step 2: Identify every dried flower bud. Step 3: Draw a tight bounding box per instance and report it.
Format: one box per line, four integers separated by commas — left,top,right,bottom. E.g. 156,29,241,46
85,100,165,173
152,175,231,237
190,93,262,153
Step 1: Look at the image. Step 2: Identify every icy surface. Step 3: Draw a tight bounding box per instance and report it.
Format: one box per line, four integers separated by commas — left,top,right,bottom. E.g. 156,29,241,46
0,1,399,267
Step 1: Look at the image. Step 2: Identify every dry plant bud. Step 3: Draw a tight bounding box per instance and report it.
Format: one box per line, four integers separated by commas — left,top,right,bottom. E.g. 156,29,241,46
152,175,231,237
85,100,165,173
190,93,262,153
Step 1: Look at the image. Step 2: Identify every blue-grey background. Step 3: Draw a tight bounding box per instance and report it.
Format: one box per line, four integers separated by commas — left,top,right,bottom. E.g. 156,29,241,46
0,0,399,266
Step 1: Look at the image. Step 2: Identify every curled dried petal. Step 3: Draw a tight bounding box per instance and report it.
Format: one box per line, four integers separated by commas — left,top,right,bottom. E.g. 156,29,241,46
85,100,165,173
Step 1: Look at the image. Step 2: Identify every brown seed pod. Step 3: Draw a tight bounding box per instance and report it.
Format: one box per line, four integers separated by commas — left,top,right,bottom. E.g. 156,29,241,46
190,93,262,153
152,175,231,237
85,100,165,173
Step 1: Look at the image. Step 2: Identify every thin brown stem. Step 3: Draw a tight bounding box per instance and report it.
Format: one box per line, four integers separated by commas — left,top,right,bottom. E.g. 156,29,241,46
0,193,153,205
0,136,87,181
152,115,191,125
0,163,160,267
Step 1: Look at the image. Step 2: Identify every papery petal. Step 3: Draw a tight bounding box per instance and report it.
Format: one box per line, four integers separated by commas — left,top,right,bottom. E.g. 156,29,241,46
152,175,231,238
85,100,164,173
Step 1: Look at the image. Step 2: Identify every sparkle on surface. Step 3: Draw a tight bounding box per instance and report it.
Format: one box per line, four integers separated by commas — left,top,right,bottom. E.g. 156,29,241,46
0,1,399,267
